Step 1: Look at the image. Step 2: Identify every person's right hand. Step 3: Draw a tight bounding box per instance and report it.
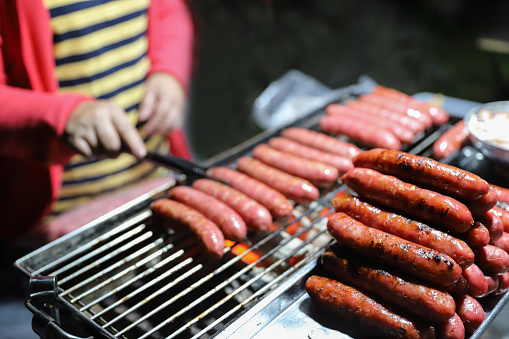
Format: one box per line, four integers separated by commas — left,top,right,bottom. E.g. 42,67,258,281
64,100,147,158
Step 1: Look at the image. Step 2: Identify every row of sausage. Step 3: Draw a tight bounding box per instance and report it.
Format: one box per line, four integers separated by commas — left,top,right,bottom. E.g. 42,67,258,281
306,149,509,339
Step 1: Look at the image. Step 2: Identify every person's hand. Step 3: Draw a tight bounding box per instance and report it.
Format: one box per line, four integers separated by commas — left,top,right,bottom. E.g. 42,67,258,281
138,72,187,136
65,100,147,158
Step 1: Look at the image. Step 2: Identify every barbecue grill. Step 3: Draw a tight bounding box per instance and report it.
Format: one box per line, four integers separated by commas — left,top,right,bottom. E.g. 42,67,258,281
15,83,509,339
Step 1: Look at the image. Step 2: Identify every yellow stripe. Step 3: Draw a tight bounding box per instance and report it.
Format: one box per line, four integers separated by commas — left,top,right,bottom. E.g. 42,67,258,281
59,56,150,98
46,0,148,34
112,84,146,114
55,36,148,81
53,14,147,60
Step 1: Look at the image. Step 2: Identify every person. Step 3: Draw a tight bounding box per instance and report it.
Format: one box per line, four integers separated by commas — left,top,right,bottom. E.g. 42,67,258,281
0,0,194,244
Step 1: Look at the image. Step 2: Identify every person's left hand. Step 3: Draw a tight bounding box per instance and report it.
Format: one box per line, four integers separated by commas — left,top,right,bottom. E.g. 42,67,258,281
138,72,187,136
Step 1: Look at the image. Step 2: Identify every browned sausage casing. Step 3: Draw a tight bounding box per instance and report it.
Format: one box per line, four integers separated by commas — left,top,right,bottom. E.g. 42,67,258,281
466,187,498,216
327,212,462,287
462,263,488,298
492,184,509,205
479,209,504,243
252,144,339,187
341,168,474,233
455,294,485,334
475,244,509,275
436,314,465,339
332,193,474,268
150,199,224,259
494,272,509,295
192,178,272,232
491,232,509,252
352,148,490,202
206,166,294,219
433,120,470,159
236,156,319,205
455,222,490,249
305,275,436,339
281,127,362,158
492,206,509,233
321,247,456,322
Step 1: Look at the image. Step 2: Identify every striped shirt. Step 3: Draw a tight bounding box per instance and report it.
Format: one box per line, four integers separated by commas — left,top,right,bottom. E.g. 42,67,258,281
44,0,168,215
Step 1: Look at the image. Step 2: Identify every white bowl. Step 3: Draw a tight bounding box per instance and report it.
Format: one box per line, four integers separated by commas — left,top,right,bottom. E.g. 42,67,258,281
464,101,509,168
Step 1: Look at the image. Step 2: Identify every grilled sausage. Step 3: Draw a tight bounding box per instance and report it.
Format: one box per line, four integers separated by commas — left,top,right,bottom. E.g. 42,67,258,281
455,222,490,249
491,232,509,252
346,100,425,134
444,276,469,296
192,179,272,232
341,168,474,233
268,137,354,174
433,120,470,160
321,246,456,322
319,115,402,150
325,104,415,143
492,206,509,232
462,263,488,298
455,294,485,334
372,85,449,124
236,156,319,205
281,127,361,158
332,193,474,268
466,188,498,216
475,244,509,275
493,184,509,205
305,275,436,339
252,144,339,187
359,92,433,128
150,199,224,259
478,209,504,243
206,166,293,219
494,272,509,295
352,148,490,201
436,314,465,339
327,212,462,286
485,274,499,296
168,186,247,242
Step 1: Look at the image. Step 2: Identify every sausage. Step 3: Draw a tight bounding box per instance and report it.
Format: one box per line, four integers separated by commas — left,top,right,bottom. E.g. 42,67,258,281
327,212,462,287
494,272,509,295
192,178,272,232
491,232,509,252
466,187,498,216
167,186,247,242
352,148,490,202
372,85,449,124
347,100,425,134
485,274,499,296
281,127,362,158
150,199,224,259
359,92,433,128
492,206,509,232
236,156,320,205
462,263,488,298
444,276,469,296
206,166,293,219
436,314,465,339
455,222,490,249
325,104,415,143
321,246,456,322
341,168,474,233
433,120,470,159
305,275,436,339
332,193,474,268
252,144,339,187
475,244,509,275
493,184,509,205
319,115,402,150
455,294,485,334
478,209,504,243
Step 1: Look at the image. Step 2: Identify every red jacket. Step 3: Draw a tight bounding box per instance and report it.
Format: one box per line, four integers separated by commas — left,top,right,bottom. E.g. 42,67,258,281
0,0,194,238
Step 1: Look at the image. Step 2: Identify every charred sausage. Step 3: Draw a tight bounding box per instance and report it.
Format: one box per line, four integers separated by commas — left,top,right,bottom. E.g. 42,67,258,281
236,156,319,205
352,148,490,202
150,199,224,259
321,246,456,322
281,127,361,158
252,144,339,187
327,212,462,286
305,275,435,339
192,179,272,232
319,115,402,150
341,168,474,233
206,166,293,219
268,137,354,174
433,120,470,159
332,193,474,268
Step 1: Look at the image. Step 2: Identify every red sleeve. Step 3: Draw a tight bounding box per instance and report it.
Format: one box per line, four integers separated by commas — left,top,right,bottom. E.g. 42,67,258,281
147,0,194,92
